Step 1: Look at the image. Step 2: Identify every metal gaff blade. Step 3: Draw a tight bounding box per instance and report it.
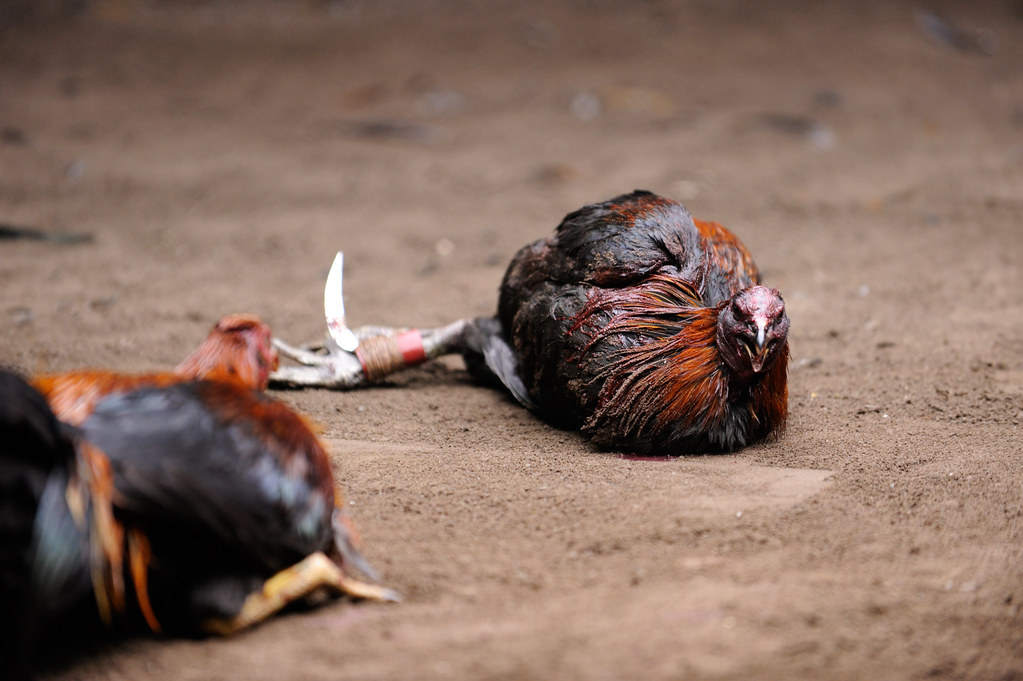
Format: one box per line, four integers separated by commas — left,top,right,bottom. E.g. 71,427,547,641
324,251,359,353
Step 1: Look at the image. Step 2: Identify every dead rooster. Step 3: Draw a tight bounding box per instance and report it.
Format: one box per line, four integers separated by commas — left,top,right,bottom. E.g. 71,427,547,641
1,368,396,672
78,378,399,635
272,190,789,455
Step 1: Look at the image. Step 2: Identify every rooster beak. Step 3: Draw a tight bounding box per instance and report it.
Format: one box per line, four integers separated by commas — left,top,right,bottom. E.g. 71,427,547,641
751,320,769,372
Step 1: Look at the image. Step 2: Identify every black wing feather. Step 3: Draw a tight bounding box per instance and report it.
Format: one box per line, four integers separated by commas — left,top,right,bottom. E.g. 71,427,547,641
81,382,331,572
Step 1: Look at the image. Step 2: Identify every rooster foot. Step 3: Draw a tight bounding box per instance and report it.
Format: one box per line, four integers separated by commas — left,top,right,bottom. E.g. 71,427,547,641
270,251,470,389
201,551,401,636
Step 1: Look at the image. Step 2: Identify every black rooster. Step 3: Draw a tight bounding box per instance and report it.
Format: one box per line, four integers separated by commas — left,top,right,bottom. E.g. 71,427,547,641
1,370,396,675
464,190,790,454
78,379,399,635
270,190,789,456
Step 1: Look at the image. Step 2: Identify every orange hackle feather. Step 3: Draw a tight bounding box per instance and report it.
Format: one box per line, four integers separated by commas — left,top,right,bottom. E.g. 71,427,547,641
35,372,187,427
62,439,164,633
174,314,278,390
572,274,788,449
693,218,761,291
64,440,128,626
33,314,278,426
127,528,160,633
748,342,789,434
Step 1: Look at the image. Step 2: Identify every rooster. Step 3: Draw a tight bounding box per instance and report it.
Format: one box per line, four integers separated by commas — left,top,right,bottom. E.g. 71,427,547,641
462,190,790,454
270,190,789,454
34,313,279,425
1,369,396,672
78,379,399,635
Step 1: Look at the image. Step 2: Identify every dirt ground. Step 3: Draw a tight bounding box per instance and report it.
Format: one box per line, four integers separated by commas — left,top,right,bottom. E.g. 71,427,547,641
2,0,1022,678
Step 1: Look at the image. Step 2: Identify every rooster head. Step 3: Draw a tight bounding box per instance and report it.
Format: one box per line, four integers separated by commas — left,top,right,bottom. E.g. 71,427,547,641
716,286,789,378
176,314,280,390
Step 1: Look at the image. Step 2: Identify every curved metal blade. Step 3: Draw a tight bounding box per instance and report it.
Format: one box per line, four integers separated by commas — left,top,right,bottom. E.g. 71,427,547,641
324,252,359,352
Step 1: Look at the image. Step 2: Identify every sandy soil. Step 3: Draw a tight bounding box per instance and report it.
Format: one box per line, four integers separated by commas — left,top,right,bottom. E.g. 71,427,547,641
2,1,1022,678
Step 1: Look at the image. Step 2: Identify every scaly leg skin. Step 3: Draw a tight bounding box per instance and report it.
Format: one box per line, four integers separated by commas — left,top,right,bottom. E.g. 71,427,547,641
270,249,472,389
271,338,367,388
291,326,415,354
270,319,471,389
201,552,402,636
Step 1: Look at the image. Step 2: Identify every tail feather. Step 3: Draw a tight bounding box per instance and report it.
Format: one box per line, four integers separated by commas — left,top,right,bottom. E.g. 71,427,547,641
127,527,160,633
27,425,131,632
461,318,536,409
75,441,127,625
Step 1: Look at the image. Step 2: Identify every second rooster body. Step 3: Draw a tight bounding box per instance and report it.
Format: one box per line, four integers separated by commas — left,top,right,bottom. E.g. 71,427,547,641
79,379,398,635
466,190,790,454
270,190,789,455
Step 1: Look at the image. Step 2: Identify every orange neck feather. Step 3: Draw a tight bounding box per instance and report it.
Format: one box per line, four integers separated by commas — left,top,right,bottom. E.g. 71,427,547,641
574,274,787,449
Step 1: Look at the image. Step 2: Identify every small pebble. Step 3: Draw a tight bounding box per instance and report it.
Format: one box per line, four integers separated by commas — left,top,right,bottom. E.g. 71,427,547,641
570,91,602,121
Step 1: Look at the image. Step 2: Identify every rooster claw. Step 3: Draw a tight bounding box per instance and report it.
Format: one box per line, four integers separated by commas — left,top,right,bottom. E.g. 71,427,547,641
269,252,472,389
269,251,377,388
271,337,368,389
202,552,400,636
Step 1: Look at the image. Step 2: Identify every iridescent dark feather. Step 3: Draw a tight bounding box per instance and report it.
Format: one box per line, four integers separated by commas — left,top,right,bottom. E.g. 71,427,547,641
0,370,127,675
80,380,377,632
464,190,789,455
3,366,389,660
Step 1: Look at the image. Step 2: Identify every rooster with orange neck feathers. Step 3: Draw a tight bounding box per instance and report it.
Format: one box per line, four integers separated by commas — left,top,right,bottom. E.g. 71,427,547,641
464,190,789,454
3,313,395,673
273,190,790,456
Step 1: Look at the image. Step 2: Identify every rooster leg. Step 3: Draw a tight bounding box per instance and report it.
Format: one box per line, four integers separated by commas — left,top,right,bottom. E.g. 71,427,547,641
352,325,410,340
283,326,414,357
201,552,401,636
269,251,473,388
289,325,404,356
270,319,471,389
299,326,426,345
270,338,368,388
